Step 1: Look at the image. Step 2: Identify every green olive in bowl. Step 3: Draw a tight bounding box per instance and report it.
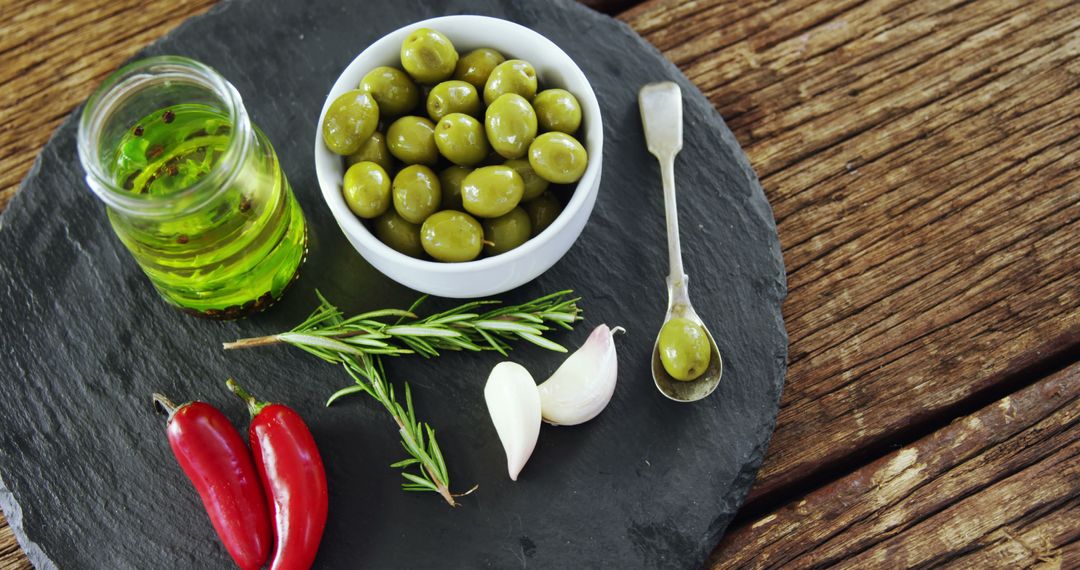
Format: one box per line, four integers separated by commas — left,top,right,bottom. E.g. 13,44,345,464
322,90,379,155
346,132,394,172
359,66,420,117
483,59,537,105
374,210,424,258
482,207,531,256
400,28,459,84
435,113,489,166
387,116,438,166
427,80,481,121
485,94,537,160
454,47,505,90
343,161,391,219
528,132,587,184
524,192,562,235
439,165,472,210
421,210,484,262
461,165,524,218
392,164,441,224
533,88,582,134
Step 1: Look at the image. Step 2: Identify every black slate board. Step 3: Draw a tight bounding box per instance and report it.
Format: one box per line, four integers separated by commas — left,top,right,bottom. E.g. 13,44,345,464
0,0,787,567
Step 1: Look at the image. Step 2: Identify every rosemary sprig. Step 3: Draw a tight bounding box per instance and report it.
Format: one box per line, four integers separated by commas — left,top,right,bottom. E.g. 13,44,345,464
222,289,582,357
224,290,581,506
333,354,470,506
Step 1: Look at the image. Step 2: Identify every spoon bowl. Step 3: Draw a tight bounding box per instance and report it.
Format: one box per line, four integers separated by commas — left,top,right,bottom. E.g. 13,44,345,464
639,81,724,402
651,277,723,402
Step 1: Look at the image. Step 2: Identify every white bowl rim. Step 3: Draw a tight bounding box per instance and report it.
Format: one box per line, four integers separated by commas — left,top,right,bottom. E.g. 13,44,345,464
314,14,603,274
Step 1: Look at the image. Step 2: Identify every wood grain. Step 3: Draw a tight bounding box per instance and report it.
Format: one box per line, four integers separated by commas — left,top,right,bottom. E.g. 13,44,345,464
2,0,1078,568
0,0,218,214
0,515,25,570
622,0,1080,502
713,363,1080,568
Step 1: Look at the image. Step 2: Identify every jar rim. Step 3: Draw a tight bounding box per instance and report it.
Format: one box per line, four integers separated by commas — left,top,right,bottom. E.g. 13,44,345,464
77,55,252,218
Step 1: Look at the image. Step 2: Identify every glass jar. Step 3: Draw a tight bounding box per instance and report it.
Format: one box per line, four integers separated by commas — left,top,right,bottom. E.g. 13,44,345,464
77,56,307,318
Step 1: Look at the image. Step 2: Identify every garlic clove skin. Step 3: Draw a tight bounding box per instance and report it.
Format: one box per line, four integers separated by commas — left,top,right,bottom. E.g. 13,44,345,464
537,324,621,426
484,361,542,481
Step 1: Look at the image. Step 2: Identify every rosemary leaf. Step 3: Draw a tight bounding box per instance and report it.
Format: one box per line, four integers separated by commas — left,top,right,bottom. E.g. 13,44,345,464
277,333,366,355
401,472,437,490
326,384,365,406
518,332,569,353
384,325,464,338
472,320,544,334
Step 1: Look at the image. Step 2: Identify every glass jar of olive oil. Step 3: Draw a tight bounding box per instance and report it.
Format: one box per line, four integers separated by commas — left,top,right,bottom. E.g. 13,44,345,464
77,56,307,318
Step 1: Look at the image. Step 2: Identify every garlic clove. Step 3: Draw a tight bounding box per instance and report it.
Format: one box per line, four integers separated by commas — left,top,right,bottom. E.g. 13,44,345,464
484,361,542,481
537,324,621,426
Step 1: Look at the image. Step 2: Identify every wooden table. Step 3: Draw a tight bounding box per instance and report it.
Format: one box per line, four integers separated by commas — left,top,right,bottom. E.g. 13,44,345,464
2,0,1077,567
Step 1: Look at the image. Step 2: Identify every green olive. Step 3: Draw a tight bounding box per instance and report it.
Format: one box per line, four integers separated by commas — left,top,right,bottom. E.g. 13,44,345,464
658,317,713,381
343,161,391,219
434,113,490,167
400,28,458,84
454,48,505,90
359,66,420,117
426,80,481,121
503,158,549,201
438,166,471,210
374,210,424,258
346,132,394,172
420,210,483,262
461,165,524,218
532,88,582,134
482,207,532,256
528,132,588,184
524,192,562,235
392,164,441,224
322,90,379,155
386,116,438,166
483,59,537,105
485,94,538,159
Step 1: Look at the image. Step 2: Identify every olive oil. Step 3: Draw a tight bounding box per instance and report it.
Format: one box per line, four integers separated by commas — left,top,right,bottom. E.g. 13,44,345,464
106,103,306,317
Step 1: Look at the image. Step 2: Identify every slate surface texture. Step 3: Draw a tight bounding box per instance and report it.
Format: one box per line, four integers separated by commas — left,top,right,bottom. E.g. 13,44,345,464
0,0,786,567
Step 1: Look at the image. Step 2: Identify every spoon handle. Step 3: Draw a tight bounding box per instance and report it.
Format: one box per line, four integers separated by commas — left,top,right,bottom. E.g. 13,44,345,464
638,81,687,287
660,156,686,286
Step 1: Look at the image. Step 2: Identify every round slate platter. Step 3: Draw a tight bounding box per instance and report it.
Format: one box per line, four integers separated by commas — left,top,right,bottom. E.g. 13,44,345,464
0,0,787,567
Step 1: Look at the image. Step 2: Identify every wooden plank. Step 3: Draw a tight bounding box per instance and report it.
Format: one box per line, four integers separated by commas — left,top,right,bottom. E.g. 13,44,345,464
621,0,1080,502
711,363,1080,568
0,512,27,570
0,0,218,213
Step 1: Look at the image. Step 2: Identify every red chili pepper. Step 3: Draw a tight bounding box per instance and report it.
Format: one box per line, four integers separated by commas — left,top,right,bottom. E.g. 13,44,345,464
227,379,328,570
152,393,271,570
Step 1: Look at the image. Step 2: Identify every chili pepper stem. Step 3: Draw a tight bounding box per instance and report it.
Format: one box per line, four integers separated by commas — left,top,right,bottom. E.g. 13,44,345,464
226,379,270,418
152,393,179,420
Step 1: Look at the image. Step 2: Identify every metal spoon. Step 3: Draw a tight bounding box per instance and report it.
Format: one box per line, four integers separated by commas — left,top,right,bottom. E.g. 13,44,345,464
639,81,723,402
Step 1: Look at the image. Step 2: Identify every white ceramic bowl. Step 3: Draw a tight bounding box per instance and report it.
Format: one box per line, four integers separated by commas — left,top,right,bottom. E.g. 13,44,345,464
315,15,603,298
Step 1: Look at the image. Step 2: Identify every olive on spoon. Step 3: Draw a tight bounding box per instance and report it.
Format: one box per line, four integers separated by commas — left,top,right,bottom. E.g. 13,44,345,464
638,81,723,402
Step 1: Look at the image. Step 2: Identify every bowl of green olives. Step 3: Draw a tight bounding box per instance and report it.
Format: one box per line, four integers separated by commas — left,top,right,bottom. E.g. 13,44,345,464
315,15,602,298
